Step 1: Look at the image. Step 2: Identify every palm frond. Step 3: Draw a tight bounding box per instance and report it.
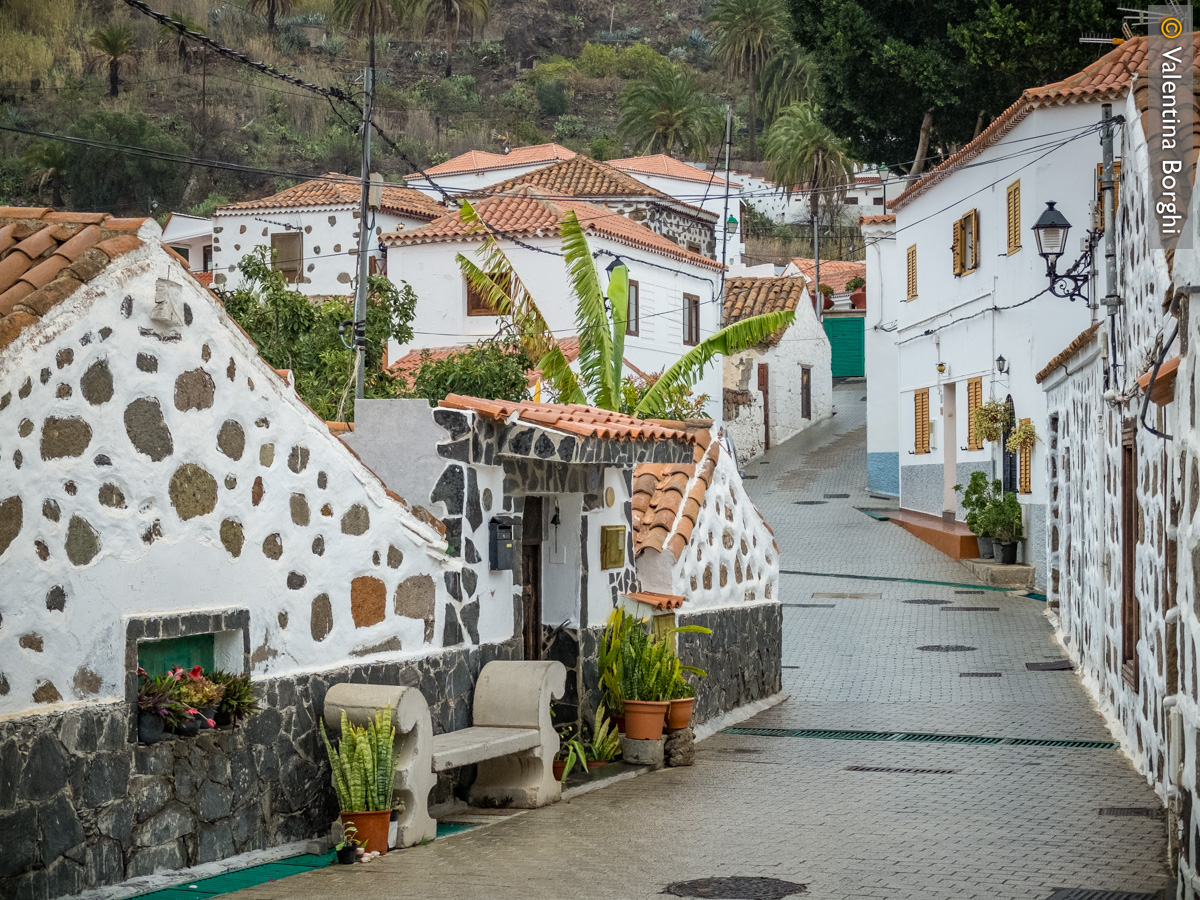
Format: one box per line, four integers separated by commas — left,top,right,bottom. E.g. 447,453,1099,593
560,211,615,409
634,310,795,417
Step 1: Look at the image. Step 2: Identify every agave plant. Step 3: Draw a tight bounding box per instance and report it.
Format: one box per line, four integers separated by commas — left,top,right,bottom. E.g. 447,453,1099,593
456,204,796,418
319,707,396,813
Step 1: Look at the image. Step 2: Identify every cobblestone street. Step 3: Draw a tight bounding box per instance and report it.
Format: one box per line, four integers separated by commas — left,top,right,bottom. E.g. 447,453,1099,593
236,383,1168,900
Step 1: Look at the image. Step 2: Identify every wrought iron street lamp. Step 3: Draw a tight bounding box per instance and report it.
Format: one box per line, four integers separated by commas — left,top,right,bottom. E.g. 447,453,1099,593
1031,201,1097,304
726,214,739,234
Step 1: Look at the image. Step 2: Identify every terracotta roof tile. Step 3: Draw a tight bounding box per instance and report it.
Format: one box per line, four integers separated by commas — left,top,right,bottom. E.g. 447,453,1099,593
1035,322,1102,383
424,143,576,177
439,394,696,444
859,214,896,226
608,155,740,187
892,35,1200,210
383,187,724,271
723,277,804,347
215,173,446,220
788,258,865,293
623,591,685,610
632,440,720,559
0,209,150,352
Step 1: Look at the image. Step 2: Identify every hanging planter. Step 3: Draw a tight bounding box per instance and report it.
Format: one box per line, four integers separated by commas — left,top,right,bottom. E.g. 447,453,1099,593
1005,419,1039,454
973,399,1013,445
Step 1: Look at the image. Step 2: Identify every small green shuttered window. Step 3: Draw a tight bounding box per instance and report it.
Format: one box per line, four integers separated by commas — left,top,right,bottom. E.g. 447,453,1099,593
138,634,215,677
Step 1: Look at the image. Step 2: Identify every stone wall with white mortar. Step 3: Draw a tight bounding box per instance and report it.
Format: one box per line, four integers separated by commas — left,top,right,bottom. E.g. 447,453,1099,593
0,236,477,719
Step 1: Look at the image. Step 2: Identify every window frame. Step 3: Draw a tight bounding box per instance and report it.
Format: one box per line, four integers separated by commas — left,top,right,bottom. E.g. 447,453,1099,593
270,231,303,284
952,210,980,276
1018,417,1033,494
966,377,984,451
914,388,930,454
683,292,701,346
906,245,917,301
626,279,640,336
1006,180,1021,255
466,272,509,317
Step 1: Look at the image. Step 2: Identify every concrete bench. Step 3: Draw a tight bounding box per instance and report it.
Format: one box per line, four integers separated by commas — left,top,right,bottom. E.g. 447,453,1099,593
324,660,566,848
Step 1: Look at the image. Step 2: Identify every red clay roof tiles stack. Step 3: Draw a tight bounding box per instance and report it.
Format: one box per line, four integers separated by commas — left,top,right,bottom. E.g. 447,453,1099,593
439,394,696,444
788,258,865,293
0,208,148,352
214,173,446,220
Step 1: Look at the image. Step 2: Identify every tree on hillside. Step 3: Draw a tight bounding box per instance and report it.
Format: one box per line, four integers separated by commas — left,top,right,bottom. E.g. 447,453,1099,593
787,0,1124,176
159,13,204,73
617,64,723,159
23,142,69,208
88,24,137,98
421,0,490,77
333,0,413,67
67,111,188,213
707,0,790,160
455,203,796,417
757,42,816,126
245,0,294,37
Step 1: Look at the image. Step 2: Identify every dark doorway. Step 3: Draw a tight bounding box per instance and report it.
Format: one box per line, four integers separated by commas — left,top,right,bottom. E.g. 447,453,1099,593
521,497,542,661
758,363,770,451
801,366,812,419
1001,395,1017,494
1121,421,1139,684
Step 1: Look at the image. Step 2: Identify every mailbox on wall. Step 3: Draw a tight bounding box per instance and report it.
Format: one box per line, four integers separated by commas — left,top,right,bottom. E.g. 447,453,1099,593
489,519,514,570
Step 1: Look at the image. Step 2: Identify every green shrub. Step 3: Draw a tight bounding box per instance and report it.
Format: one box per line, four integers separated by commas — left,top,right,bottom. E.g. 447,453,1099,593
617,43,665,79
67,110,189,215
468,40,508,67
553,114,587,141
407,341,533,405
188,192,231,219
588,133,618,161
427,76,480,115
535,78,571,116
528,57,580,87
578,42,618,77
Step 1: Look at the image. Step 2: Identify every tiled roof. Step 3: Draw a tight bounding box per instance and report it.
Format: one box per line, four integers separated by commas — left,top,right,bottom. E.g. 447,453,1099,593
1035,322,1102,383
193,270,214,286
214,173,446,220
892,35,1200,210
858,214,896,226
632,440,720,560
423,143,576,177
390,337,581,388
724,276,804,323
0,208,149,350
622,590,685,610
382,187,725,271
608,155,740,187
789,258,865,292
439,394,697,444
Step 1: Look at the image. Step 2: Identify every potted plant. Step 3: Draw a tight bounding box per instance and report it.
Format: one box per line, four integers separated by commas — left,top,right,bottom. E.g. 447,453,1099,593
587,703,621,770
333,823,359,865
210,670,260,727
667,678,697,730
1006,419,1039,455
599,608,638,732
955,472,1001,559
171,666,223,732
319,706,396,855
990,491,1024,565
618,626,680,740
973,399,1012,445
136,670,187,743
553,728,589,782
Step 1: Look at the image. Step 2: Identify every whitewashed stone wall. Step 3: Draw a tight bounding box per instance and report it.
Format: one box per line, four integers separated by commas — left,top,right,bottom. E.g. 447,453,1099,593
0,239,468,718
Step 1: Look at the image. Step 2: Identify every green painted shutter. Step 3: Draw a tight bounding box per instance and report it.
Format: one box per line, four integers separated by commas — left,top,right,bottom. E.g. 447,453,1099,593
823,317,865,377
138,634,215,677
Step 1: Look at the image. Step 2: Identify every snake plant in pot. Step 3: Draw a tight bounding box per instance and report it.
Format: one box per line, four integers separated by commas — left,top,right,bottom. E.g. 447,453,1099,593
319,706,396,854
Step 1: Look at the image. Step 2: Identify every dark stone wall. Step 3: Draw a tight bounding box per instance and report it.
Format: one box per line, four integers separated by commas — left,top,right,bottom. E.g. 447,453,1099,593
0,636,520,899
676,603,783,725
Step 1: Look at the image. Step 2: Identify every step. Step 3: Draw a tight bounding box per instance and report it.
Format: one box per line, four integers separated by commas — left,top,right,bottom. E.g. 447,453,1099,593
960,558,1036,589
888,508,978,560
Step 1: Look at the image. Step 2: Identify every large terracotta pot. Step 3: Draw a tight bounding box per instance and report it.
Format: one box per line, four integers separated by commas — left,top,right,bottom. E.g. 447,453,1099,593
622,700,668,740
667,697,695,730
340,809,391,854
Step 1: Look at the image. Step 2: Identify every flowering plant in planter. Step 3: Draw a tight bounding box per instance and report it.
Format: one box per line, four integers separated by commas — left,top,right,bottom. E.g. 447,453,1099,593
170,666,224,729
136,671,189,740
210,670,260,726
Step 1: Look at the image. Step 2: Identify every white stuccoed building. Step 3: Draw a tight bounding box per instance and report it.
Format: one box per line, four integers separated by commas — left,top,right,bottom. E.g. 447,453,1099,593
160,212,214,282
860,214,901,498
405,143,577,200
211,174,445,296
866,48,1136,585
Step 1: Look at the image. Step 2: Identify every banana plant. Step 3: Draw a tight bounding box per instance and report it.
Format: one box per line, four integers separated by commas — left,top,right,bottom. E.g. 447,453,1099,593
455,202,796,418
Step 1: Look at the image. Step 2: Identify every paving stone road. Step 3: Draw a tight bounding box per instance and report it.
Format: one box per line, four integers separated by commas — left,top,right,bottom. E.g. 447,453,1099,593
235,383,1168,900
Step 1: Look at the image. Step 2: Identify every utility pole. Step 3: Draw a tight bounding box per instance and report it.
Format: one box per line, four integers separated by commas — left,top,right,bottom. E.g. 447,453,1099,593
352,56,374,405
1100,103,1119,313
814,191,822,323
719,105,733,324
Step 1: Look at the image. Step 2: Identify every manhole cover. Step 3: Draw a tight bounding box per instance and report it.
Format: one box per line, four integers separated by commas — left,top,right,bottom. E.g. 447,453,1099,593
1098,807,1164,818
941,606,1000,612
663,877,807,899
918,645,977,652
904,598,951,605
794,500,827,505
960,672,1002,677
1027,660,1073,671
1045,891,1159,900
846,765,957,774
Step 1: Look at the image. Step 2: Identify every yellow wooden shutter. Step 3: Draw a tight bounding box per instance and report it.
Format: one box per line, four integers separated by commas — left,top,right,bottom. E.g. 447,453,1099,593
967,377,983,450
906,245,917,300
952,219,963,276
1006,181,1021,254
969,210,980,271
914,389,930,454
1018,417,1032,493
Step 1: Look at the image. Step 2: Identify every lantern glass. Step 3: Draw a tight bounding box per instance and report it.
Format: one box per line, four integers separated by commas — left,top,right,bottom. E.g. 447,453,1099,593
1032,201,1072,268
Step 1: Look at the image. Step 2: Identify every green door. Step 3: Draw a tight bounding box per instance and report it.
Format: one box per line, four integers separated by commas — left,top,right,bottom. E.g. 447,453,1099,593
823,317,865,377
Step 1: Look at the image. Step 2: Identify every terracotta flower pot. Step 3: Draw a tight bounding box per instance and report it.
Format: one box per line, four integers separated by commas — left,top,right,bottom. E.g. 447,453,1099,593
667,697,695,730
552,760,567,780
340,809,391,855
612,714,626,734
586,760,610,771
622,700,668,740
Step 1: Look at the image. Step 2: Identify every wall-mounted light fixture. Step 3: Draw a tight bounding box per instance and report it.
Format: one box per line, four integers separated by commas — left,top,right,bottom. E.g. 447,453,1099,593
1032,201,1098,304
726,214,739,235
995,354,1008,375
936,362,946,374
550,505,561,553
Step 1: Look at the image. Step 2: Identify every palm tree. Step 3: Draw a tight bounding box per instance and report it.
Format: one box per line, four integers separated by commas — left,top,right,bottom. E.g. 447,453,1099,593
245,0,294,36
88,24,138,98
421,0,489,77
455,203,796,417
617,64,723,159
757,42,815,126
333,0,412,67
159,13,204,72
23,142,69,208
707,0,790,160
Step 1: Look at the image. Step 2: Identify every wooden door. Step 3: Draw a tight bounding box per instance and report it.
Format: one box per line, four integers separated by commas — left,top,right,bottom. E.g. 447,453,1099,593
1121,423,1139,684
758,363,770,451
801,367,811,419
521,497,542,661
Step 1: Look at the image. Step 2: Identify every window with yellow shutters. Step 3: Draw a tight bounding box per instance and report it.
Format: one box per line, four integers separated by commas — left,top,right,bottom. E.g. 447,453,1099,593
953,211,979,275
966,377,983,450
1018,417,1032,493
1006,181,1021,254
914,389,930,454
906,245,917,300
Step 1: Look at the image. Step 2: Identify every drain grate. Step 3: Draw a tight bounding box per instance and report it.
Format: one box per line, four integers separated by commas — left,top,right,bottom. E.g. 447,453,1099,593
663,877,807,899
904,598,951,605
918,645,977,652
722,726,1119,749
942,607,1000,612
783,603,835,608
1098,807,1164,818
795,500,827,505
742,475,758,479
955,590,985,595
824,493,851,499
960,672,1002,677
1045,891,1160,900
781,665,800,669
847,765,957,775
1027,660,1074,671
814,591,881,599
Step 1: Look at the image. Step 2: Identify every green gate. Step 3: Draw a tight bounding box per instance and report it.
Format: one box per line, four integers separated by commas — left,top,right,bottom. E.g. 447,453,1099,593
823,316,865,377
